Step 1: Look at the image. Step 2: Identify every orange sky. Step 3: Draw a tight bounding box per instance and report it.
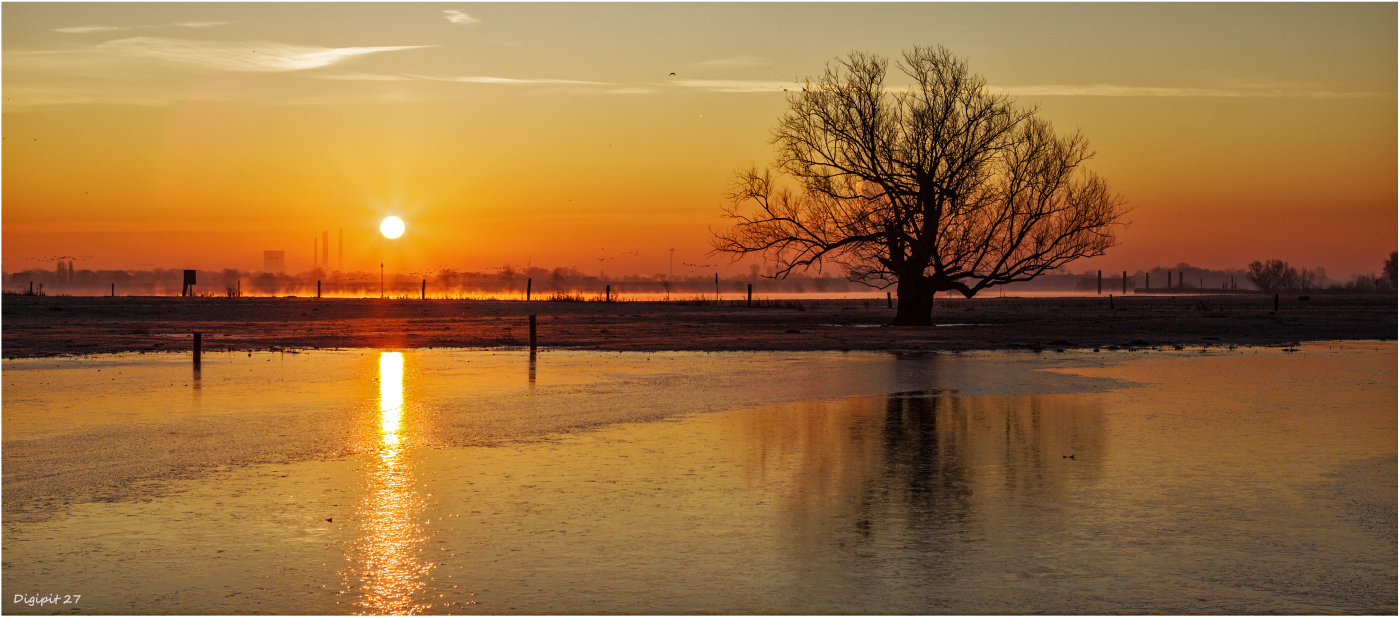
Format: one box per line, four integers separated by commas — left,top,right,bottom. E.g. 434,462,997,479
4,3,1396,279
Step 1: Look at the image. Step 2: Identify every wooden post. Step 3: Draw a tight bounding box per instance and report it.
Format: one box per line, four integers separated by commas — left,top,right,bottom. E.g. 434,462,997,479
317,280,322,298
237,280,241,297
1109,294,1114,309
747,283,752,307
1097,270,1102,294
529,314,537,352
606,284,611,302
887,292,893,308
421,279,426,300
526,278,532,301
111,283,115,297
193,332,202,367
1122,271,1127,294
715,273,720,301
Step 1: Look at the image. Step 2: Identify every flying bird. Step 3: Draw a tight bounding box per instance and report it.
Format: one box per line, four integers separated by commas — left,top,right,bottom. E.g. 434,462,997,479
669,72,676,76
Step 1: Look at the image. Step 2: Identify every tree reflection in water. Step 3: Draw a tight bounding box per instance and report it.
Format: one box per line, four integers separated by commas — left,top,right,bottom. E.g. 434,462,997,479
728,353,1107,590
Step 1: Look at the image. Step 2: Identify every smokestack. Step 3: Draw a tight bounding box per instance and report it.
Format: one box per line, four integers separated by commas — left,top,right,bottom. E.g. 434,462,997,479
322,231,329,270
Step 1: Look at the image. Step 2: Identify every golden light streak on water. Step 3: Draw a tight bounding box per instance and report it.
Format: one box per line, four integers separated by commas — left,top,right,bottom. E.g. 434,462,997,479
379,352,403,447
348,351,433,614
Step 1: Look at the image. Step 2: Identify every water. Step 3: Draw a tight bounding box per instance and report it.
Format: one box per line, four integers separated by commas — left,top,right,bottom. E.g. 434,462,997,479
3,343,1394,614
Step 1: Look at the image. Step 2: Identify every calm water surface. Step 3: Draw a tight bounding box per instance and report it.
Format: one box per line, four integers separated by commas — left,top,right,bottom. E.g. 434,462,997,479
2,344,1394,614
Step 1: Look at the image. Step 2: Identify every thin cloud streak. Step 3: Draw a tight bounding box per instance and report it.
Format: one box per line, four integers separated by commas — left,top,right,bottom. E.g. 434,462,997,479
319,73,611,85
96,38,427,72
670,79,798,92
999,84,1387,99
693,55,767,67
443,10,479,25
53,25,126,33
53,21,233,33
410,74,609,85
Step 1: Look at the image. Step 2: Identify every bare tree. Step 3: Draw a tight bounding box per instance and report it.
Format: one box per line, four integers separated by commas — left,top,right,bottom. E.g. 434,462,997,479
712,46,1127,325
1246,259,1316,291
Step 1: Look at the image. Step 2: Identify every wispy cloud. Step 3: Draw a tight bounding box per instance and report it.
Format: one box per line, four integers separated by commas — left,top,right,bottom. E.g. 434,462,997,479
318,73,611,85
443,10,479,25
412,74,609,85
693,55,767,68
53,25,126,34
670,79,798,93
96,38,426,72
53,21,233,34
999,84,1387,99
318,73,417,81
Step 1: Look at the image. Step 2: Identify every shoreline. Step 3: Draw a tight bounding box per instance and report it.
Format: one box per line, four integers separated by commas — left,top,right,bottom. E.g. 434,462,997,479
2,293,1394,358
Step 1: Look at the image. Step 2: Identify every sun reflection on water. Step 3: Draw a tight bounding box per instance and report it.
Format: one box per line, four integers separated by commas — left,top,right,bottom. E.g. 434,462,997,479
380,352,403,447
346,351,433,614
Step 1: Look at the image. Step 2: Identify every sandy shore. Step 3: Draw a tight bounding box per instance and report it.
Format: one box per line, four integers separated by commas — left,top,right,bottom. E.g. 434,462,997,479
2,292,1394,357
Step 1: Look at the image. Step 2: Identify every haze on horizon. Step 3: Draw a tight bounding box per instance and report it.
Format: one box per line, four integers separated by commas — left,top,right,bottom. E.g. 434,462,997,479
4,3,1396,281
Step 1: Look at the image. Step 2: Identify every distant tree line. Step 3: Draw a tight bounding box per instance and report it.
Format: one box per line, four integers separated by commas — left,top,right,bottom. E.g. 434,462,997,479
7,252,1395,297
3,264,870,297
1245,253,1396,292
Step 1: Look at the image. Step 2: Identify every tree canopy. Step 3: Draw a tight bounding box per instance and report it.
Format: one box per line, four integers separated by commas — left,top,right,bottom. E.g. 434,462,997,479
713,46,1127,325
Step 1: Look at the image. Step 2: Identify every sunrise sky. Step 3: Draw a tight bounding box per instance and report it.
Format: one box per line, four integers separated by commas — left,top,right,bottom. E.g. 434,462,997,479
4,3,1395,280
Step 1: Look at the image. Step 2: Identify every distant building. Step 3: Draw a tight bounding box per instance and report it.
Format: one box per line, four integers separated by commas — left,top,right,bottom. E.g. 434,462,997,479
264,250,286,274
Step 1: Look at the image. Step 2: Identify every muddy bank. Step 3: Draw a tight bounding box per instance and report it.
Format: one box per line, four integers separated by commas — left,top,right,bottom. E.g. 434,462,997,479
2,293,1394,357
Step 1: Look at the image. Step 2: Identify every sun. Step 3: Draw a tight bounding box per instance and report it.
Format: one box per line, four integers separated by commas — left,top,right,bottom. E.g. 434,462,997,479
380,216,405,239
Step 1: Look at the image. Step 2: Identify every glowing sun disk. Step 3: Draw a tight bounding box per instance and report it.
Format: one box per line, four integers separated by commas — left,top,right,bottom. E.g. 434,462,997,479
380,216,405,239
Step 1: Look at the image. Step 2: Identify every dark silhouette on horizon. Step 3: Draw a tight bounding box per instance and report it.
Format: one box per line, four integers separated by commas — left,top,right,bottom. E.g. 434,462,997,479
713,46,1128,326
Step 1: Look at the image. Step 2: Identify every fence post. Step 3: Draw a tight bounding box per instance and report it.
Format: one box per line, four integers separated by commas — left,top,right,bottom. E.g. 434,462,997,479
529,314,537,352
421,279,425,300
526,278,532,301
606,284,611,302
1109,294,1114,309
111,283,115,297
1122,271,1127,294
887,292,893,308
193,332,202,367
1097,270,1102,294
715,273,720,301
747,284,752,307
317,280,322,298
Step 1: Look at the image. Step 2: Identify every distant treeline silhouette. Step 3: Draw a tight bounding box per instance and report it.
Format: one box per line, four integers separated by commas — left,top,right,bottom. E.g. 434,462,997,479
5,259,1393,297
4,265,874,297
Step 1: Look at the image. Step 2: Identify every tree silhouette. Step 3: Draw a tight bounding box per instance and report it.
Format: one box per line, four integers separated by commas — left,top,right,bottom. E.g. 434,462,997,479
713,46,1127,325
1246,259,1315,291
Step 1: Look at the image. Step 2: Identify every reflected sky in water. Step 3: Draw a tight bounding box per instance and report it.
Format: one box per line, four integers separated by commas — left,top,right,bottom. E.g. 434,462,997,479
1,344,1393,614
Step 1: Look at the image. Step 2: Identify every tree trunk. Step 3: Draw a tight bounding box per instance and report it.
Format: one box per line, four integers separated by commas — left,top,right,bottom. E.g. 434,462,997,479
891,275,935,326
